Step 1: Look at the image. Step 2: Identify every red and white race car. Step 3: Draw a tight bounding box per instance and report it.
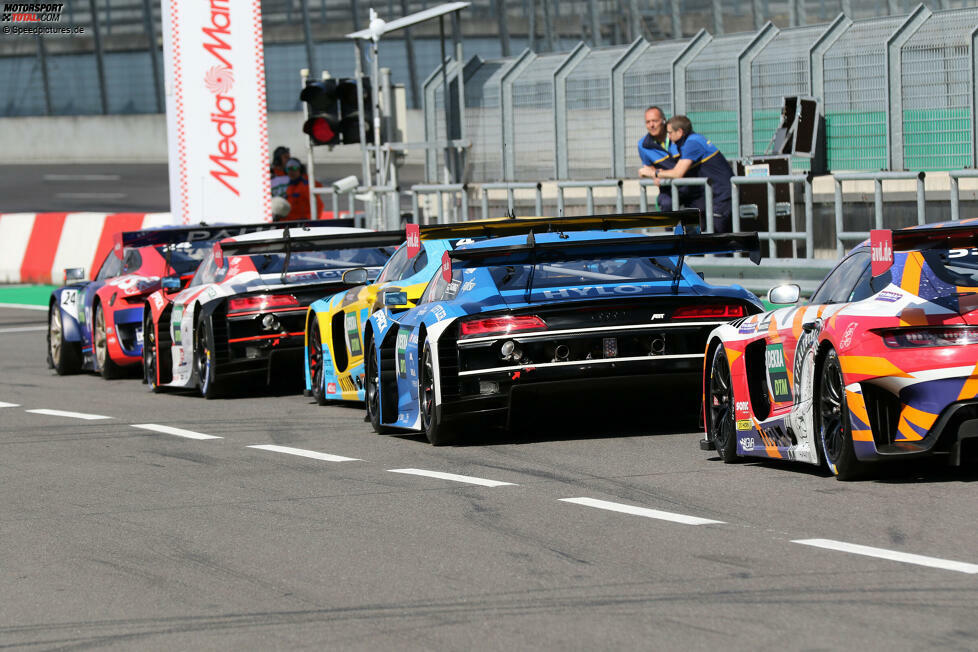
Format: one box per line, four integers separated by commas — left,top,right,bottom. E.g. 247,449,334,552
142,225,402,397
703,221,978,479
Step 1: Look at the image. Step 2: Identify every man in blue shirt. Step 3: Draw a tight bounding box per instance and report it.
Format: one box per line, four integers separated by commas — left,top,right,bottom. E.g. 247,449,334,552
637,106,703,212
648,115,733,233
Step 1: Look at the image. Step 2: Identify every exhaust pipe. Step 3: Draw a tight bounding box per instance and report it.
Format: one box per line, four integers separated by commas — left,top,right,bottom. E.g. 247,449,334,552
650,334,665,355
553,344,570,362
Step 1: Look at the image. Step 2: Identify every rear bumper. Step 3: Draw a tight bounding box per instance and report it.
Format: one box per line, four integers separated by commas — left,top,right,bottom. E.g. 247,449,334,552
857,399,978,466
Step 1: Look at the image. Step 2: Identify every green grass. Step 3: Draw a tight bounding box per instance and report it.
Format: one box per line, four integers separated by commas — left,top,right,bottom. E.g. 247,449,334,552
0,285,57,307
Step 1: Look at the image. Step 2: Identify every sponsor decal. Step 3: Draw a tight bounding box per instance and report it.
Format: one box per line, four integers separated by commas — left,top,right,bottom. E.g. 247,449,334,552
876,290,901,303
1,3,65,23
651,313,665,320
441,251,452,282
741,437,755,452
738,321,756,335
172,305,184,344
373,311,387,332
736,419,752,431
151,293,165,311
396,327,410,377
345,312,361,357
735,401,749,414
59,289,78,319
462,279,476,292
406,224,420,258
541,285,644,299
326,382,337,394
948,248,978,259
765,343,793,403
840,322,858,349
202,0,240,196
870,229,893,276
432,305,448,321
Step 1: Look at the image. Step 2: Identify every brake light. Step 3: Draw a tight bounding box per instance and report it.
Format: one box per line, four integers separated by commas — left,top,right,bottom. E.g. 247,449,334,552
228,294,299,312
672,304,745,319
874,326,978,348
460,315,546,336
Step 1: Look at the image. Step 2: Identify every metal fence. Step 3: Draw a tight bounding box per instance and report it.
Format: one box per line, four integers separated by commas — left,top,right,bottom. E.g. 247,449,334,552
428,5,978,184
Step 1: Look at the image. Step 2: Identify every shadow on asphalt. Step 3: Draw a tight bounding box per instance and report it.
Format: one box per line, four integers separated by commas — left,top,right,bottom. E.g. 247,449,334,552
704,451,978,483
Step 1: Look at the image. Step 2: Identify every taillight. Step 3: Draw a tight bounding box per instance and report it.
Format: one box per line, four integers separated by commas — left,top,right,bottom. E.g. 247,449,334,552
672,304,745,319
460,314,546,336
228,294,299,312
874,326,978,348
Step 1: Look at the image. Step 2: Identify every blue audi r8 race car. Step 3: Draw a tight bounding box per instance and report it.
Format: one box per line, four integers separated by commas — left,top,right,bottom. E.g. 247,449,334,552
360,213,764,444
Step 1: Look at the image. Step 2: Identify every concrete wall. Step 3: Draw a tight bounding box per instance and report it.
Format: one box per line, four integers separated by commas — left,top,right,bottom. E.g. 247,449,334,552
5,110,426,166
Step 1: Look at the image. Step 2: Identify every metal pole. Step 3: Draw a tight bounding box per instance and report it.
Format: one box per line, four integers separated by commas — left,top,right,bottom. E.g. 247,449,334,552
671,0,682,39
713,0,723,35
372,39,384,227
766,181,776,258
300,0,315,74
452,11,465,183
557,187,565,216
535,182,543,215
874,178,883,229
527,0,536,52
89,0,109,114
804,175,814,258
36,35,52,115
481,188,489,219
588,0,601,47
916,172,926,225
400,0,421,108
351,0,367,72
439,16,453,183
354,42,372,190
732,184,741,233
951,175,960,221
141,0,163,112
753,0,764,30
705,181,713,233
616,180,624,213
542,0,554,52
332,192,339,220
639,185,648,212
497,0,512,55
461,185,469,221
629,0,643,41
834,178,844,257
586,187,594,214
412,192,420,224
508,188,515,214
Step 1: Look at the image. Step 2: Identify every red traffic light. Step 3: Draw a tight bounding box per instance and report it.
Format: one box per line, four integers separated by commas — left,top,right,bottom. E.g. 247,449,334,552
300,79,341,146
303,116,340,146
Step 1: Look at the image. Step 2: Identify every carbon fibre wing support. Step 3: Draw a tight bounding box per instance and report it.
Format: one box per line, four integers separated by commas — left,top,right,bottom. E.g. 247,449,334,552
416,210,702,241
114,219,351,252
448,232,762,268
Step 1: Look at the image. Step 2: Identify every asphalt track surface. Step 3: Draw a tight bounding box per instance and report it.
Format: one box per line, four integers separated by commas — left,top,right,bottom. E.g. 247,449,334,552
3,303,978,650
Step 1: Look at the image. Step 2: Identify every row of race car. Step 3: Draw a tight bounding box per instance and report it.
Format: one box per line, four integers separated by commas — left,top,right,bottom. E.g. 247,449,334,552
45,210,978,480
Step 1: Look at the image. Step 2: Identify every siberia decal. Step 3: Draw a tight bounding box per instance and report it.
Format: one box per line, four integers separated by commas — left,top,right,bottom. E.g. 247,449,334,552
765,342,793,403
395,327,410,378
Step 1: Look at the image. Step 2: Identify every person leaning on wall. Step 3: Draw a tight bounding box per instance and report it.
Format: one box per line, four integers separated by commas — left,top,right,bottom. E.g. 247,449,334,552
636,106,703,212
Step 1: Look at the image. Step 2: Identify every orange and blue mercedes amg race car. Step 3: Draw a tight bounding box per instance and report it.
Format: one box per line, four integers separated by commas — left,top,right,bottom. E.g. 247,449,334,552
703,221,978,479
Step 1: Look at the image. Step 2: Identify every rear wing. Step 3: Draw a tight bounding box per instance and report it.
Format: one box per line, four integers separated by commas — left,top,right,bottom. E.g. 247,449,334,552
216,228,405,257
449,231,762,267
114,219,350,255
870,225,978,276
417,210,701,241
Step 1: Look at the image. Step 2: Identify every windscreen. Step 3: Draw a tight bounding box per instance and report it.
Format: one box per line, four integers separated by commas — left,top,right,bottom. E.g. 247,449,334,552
489,257,678,290
922,247,978,288
154,241,214,275
250,247,396,274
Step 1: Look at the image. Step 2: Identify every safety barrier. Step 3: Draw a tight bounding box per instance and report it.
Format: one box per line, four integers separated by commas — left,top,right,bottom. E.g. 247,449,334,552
480,182,543,218
950,170,978,223
556,180,624,216
638,178,713,230
411,184,469,225
832,171,927,256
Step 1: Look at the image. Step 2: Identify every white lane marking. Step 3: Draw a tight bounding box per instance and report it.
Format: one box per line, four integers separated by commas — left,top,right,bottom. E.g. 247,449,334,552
0,402,20,408
26,409,112,420
0,303,48,312
54,193,127,199
131,423,221,440
388,468,516,487
247,444,360,462
0,326,47,334
559,497,725,526
44,174,121,181
793,539,978,574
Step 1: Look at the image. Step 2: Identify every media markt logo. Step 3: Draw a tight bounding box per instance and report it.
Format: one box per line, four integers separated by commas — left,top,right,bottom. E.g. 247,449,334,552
1,3,64,22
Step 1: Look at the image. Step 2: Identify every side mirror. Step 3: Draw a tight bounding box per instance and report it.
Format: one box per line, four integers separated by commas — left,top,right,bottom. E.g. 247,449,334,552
64,267,85,282
383,291,409,309
767,283,800,305
161,275,182,291
342,267,369,285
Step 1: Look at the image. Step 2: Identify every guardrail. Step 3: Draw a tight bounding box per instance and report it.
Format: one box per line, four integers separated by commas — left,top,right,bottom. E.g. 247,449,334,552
638,178,713,231
950,169,978,223
832,171,926,256
731,174,813,258
480,182,543,217
556,180,624,216
411,183,469,225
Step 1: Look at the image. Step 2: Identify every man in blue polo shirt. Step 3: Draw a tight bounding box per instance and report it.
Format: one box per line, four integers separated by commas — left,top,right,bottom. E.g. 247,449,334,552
648,114,733,233
637,106,703,212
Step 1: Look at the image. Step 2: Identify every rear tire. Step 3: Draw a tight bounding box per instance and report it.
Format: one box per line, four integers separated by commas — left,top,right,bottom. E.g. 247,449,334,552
142,311,163,392
420,342,458,446
706,344,739,463
365,339,394,434
309,316,328,406
195,314,223,399
817,348,864,481
94,303,123,379
47,304,81,375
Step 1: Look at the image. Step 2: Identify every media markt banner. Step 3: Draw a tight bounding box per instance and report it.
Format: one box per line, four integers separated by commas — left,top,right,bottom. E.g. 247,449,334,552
161,0,271,224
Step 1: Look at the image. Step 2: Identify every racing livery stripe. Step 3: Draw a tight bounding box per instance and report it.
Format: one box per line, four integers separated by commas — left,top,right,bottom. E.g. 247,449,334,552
90,213,147,277
839,355,911,380
20,212,67,284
